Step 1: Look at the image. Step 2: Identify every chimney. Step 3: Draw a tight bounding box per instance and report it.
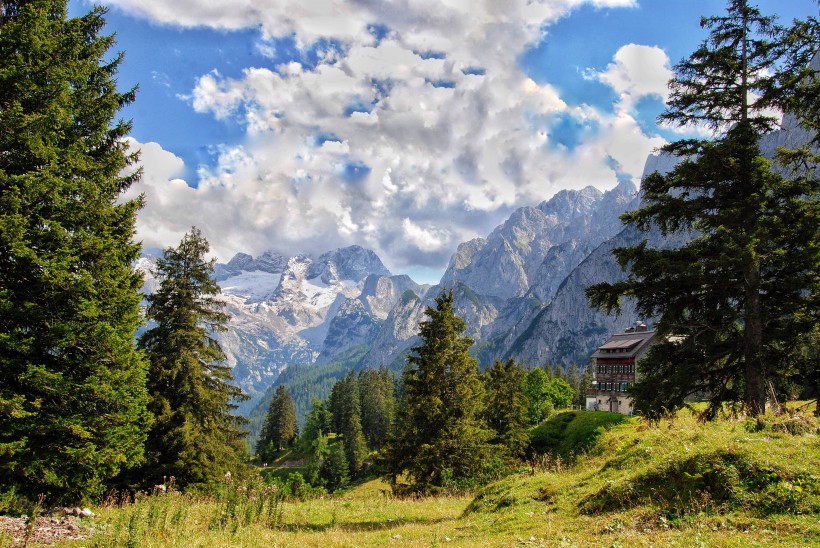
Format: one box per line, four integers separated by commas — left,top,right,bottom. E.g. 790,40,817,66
636,322,648,332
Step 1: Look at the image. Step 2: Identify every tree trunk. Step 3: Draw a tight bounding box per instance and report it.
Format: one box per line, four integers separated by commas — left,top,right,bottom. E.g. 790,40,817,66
744,263,766,416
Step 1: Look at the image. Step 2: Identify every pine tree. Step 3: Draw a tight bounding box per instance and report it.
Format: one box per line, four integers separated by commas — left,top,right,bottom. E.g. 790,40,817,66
587,0,819,419
139,228,249,487
358,366,396,450
567,362,592,408
328,370,367,476
484,359,529,458
299,398,332,451
0,1,150,504
258,385,297,459
321,442,349,492
579,367,594,408
382,290,493,494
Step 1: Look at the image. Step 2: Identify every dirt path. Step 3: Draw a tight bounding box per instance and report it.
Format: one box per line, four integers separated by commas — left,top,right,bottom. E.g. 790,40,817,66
0,515,92,546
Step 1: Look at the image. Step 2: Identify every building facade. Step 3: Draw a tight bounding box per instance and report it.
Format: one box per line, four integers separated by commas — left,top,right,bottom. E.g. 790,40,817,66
586,323,655,415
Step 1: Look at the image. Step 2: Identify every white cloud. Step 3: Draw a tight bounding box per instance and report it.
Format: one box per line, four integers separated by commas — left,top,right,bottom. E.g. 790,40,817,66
401,218,452,252
597,44,673,109
106,0,671,272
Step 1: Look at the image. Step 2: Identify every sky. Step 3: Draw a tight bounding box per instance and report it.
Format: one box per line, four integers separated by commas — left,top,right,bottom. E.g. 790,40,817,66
71,0,818,283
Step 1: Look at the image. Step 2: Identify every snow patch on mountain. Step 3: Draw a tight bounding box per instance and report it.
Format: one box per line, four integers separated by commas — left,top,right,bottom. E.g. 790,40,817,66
219,271,282,301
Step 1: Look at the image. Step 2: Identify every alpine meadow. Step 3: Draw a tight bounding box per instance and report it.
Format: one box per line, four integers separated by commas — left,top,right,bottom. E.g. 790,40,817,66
0,0,817,546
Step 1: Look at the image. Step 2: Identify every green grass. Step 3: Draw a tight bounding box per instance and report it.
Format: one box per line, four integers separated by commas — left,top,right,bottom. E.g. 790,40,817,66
529,410,628,460
32,408,820,547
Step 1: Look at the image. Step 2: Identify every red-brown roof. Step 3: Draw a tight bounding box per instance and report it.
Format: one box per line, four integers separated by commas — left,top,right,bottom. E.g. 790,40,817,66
591,329,655,360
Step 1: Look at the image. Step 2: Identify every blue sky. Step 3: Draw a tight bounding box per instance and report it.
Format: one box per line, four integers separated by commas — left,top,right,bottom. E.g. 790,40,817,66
72,0,818,283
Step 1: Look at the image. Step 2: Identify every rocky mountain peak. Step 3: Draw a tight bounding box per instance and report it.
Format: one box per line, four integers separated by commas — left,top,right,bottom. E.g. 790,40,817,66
307,245,391,284
255,251,287,273
215,250,287,281
538,185,603,218
227,252,255,271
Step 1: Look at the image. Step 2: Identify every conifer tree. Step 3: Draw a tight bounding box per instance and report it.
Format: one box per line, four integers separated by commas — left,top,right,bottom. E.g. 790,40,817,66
587,0,819,419
383,290,493,493
321,442,349,492
0,0,150,503
299,398,332,451
358,367,396,450
139,228,249,487
578,367,594,408
258,385,297,459
484,359,529,458
329,370,367,475
304,431,330,486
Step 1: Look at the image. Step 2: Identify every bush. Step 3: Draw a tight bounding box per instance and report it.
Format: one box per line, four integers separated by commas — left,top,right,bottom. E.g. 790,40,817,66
528,411,627,460
580,450,820,518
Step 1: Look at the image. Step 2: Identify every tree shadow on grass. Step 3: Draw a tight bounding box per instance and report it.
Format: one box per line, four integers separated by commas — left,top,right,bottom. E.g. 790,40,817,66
279,516,455,533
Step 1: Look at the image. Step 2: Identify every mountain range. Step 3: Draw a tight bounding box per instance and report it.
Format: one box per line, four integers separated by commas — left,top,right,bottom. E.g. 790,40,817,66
139,176,643,420
136,87,814,423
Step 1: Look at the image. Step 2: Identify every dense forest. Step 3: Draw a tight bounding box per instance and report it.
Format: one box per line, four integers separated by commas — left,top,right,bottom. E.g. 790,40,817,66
256,291,586,494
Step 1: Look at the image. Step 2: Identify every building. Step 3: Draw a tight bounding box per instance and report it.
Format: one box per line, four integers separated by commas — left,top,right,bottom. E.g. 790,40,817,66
586,323,655,415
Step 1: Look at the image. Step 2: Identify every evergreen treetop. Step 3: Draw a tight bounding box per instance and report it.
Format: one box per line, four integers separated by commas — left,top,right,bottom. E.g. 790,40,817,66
258,385,297,459
0,0,149,504
383,290,494,494
484,359,529,457
139,227,249,487
587,0,819,418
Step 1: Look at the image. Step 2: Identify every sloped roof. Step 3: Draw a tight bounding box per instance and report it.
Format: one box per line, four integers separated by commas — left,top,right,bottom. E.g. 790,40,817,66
591,329,655,359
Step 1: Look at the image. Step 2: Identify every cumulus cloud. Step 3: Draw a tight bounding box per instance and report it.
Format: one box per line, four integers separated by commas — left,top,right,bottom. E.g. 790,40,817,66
106,0,670,273
596,44,673,109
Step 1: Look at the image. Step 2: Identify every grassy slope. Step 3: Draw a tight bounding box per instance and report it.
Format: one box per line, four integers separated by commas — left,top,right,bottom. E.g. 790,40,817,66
41,409,819,547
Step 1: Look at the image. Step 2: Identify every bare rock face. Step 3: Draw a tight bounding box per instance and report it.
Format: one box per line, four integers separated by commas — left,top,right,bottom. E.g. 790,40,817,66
439,186,608,300
307,245,390,284
359,274,428,319
363,289,427,369
318,298,383,363
361,181,638,371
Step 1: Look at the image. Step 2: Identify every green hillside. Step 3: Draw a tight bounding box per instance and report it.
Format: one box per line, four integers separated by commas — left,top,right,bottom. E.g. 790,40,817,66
40,407,819,547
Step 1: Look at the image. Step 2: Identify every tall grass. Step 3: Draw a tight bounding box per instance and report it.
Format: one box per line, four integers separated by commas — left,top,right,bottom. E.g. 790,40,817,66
45,408,820,547
87,475,286,547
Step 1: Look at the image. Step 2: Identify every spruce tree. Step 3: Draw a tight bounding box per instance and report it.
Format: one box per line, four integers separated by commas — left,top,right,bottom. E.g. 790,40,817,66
299,398,332,451
304,430,330,486
358,366,395,450
258,385,297,459
484,359,529,458
0,1,150,503
587,0,819,419
321,442,349,492
139,228,249,487
329,370,367,476
382,290,493,494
